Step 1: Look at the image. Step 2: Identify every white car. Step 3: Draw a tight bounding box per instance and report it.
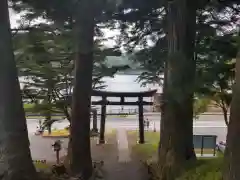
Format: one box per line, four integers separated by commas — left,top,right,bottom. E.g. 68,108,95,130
217,141,226,153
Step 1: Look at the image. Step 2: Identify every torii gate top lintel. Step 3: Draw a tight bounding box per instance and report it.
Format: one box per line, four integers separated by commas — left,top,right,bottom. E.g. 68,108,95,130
92,89,157,97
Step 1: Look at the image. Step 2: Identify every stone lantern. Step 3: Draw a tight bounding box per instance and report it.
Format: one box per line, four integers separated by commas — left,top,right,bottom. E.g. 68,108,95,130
52,140,62,164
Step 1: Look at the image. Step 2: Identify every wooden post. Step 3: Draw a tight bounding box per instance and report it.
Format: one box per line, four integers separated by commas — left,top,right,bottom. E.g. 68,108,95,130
120,96,124,104
99,96,107,144
153,121,156,132
92,109,98,133
213,136,217,156
56,150,60,164
201,136,204,156
138,96,145,144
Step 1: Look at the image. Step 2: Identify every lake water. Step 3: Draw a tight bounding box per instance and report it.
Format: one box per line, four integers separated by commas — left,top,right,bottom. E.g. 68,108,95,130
93,74,162,113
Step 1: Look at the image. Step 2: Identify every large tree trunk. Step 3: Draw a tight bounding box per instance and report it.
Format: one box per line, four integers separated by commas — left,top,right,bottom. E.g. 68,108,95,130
158,0,196,179
222,106,229,126
0,0,37,179
64,138,72,171
70,0,94,179
223,38,240,180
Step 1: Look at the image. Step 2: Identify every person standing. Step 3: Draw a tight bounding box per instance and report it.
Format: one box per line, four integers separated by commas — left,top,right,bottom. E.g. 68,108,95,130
146,118,150,131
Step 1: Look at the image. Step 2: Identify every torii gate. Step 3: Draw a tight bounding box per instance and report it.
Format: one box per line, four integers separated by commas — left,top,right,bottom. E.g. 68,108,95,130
92,89,157,144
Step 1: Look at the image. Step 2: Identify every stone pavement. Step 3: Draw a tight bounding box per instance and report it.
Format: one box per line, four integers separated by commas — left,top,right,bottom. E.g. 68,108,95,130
104,161,147,180
98,129,147,180
117,128,131,162
29,135,68,162
29,129,147,180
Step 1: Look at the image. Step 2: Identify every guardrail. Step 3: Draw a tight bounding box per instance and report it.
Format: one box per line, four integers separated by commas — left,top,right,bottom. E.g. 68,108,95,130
25,109,139,117
26,113,135,117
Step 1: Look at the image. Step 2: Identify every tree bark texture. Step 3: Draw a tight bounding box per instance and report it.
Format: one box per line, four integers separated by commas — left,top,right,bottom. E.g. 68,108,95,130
46,86,52,134
222,106,229,126
70,0,94,178
0,0,37,179
64,138,72,171
158,0,197,179
223,40,240,180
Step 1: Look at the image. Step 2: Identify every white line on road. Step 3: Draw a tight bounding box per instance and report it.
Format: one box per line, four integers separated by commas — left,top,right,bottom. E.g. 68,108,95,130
194,126,226,128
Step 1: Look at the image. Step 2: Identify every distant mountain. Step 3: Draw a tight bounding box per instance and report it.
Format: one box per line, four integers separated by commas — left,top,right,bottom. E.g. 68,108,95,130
105,56,145,75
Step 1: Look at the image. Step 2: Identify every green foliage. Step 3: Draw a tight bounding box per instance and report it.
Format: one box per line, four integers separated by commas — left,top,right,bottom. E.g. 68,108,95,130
195,33,237,120
15,30,62,129
113,3,167,85
112,0,240,88
14,22,123,126
193,97,211,119
23,103,35,111
134,38,166,86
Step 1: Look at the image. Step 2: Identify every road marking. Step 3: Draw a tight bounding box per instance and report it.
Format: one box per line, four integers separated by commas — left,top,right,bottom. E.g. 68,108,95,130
193,126,227,128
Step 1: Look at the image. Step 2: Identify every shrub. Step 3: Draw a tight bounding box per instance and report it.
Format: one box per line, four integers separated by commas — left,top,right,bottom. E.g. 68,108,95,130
64,126,70,130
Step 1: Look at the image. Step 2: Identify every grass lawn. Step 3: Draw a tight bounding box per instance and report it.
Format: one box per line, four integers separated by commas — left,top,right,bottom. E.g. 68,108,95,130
148,158,223,180
128,131,219,161
127,131,223,180
128,130,159,161
26,116,65,119
34,161,51,170
24,103,35,110
176,158,223,180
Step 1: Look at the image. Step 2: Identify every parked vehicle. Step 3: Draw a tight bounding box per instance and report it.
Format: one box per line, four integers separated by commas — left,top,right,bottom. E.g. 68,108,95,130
217,141,226,153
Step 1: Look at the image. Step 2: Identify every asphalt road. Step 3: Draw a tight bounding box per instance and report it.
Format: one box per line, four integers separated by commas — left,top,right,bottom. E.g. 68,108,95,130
27,114,228,162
